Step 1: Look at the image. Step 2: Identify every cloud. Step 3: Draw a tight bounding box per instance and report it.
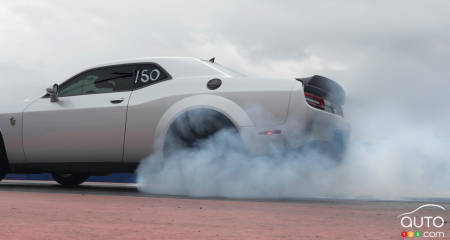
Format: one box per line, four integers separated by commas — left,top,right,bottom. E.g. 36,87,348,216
0,1,448,148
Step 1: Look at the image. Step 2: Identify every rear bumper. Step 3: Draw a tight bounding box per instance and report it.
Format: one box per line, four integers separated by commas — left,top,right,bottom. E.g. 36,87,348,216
243,112,350,155
241,85,350,155
298,107,350,148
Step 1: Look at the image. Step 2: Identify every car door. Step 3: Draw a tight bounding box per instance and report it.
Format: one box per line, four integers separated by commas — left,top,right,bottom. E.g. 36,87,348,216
123,63,173,163
22,64,136,163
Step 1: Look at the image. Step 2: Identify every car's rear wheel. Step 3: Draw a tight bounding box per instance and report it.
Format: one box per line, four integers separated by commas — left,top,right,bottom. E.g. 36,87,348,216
164,109,241,157
52,173,89,186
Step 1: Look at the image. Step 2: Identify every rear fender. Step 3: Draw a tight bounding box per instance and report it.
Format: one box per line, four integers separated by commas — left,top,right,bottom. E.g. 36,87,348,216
153,94,255,152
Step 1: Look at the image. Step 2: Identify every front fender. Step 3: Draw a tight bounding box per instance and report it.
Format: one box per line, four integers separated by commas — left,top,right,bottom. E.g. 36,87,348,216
0,113,25,164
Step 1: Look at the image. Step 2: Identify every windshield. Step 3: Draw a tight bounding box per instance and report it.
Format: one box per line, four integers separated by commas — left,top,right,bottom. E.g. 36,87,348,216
202,60,247,77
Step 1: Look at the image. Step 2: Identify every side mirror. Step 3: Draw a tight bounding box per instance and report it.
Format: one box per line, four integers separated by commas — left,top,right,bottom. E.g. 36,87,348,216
46,84,59,102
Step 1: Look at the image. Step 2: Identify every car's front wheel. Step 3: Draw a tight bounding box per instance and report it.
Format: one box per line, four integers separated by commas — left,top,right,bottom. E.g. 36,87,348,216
52,173,89,186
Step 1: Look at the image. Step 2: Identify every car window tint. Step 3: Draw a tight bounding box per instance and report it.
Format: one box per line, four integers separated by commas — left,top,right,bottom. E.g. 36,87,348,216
59,65,135,97
134,64,170,89
59,77,84,97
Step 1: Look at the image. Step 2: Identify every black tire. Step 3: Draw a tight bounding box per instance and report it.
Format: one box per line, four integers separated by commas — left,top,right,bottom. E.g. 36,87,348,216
0,133,9,181
164,109,239,156
52,173,89,186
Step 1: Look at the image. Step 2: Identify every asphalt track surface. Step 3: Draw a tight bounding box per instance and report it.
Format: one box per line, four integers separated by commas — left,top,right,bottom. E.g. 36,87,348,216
0,180,449,240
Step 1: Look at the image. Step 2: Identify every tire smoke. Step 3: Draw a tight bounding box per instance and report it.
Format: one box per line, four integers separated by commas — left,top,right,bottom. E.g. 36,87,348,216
136,107,450,200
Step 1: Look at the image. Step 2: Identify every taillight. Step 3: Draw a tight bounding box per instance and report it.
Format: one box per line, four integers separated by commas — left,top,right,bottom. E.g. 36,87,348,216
305,92,325,110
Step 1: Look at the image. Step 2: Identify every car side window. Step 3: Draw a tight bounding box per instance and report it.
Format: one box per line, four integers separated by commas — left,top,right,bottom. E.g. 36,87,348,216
134,64,170,89
58,65,136,97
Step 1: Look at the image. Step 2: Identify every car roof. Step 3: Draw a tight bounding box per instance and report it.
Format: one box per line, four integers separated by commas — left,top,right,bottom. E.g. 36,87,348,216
91,57,200,68
90,57,231,78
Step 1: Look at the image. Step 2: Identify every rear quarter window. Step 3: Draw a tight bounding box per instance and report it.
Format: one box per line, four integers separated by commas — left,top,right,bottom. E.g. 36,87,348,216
134,64,171,89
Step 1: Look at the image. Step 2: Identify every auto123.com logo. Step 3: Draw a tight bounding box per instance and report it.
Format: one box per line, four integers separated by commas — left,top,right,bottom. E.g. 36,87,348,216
398,204,447,238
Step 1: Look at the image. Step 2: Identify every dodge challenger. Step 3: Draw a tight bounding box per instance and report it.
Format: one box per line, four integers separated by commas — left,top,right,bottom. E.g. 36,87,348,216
0,57,349,186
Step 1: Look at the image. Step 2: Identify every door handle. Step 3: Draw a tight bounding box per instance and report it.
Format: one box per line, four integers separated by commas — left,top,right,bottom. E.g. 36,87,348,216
110,98,125,104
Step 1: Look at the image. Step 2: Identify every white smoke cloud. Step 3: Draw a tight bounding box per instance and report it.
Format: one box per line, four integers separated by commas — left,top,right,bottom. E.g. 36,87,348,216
137,115,450,200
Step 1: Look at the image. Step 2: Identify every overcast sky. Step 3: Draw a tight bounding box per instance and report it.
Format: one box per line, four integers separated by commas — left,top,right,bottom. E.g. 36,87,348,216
1,0,449,138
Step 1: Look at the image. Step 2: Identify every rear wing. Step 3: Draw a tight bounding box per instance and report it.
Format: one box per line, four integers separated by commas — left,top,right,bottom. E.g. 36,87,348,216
296,75,346,105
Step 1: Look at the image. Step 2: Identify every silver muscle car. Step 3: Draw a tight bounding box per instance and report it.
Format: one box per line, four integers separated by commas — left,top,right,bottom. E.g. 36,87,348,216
0,57,350,186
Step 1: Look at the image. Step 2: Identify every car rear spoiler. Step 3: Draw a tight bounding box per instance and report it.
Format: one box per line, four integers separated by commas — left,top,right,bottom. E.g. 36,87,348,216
296,75,346,105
